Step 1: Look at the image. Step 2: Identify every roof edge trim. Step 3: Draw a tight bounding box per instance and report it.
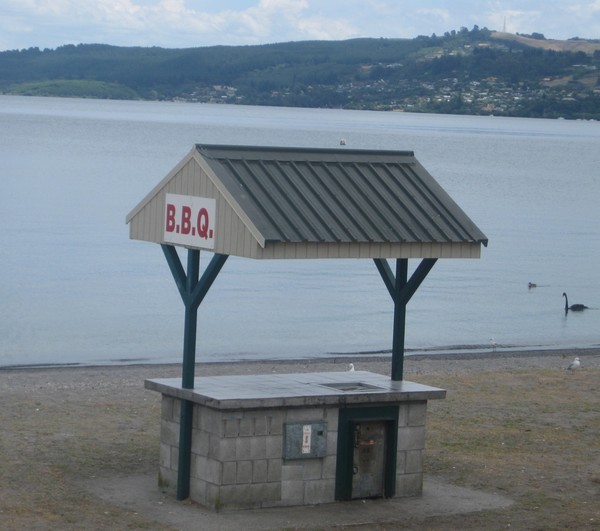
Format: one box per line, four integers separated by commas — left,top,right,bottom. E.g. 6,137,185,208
196,143,416,160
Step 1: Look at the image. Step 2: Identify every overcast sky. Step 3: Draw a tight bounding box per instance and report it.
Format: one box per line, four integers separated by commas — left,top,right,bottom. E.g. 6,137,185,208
1,0,599,52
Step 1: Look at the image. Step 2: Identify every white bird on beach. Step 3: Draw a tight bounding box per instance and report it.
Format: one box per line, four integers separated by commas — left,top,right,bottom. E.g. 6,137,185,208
567,357,581,371
348,363,355,372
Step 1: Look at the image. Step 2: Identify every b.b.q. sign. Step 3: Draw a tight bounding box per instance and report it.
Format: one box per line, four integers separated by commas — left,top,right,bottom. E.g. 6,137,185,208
164,193,216,249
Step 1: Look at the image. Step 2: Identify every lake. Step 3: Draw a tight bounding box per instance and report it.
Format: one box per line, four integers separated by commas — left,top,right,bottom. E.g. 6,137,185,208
1,95,599,368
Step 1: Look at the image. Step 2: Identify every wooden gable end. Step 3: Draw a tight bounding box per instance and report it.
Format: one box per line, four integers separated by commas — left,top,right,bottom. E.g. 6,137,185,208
127,152,265,256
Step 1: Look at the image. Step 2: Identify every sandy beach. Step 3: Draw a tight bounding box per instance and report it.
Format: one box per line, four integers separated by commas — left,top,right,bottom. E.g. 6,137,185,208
1,347,599,530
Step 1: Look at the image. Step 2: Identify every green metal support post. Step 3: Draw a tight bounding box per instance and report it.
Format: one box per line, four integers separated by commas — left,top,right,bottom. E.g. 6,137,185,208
392,259,408,381
374,258,438,381
161,245,228,500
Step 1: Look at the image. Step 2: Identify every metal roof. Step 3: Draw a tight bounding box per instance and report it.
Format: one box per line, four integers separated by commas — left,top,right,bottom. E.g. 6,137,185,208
195,144,488,247
126,144,488,259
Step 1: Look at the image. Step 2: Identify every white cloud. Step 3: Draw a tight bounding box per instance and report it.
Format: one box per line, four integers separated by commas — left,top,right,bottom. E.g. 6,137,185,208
483,0,600,39
296,16,357,41
563,1,600,38
487,8,543,35
0,0,598,51
416,8,451,26
241,0,310,40
565,0,600,16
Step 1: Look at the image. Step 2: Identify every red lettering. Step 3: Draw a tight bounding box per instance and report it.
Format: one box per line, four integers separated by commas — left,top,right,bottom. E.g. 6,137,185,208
197,208,210,239
181,206,192,235
165,203,176,232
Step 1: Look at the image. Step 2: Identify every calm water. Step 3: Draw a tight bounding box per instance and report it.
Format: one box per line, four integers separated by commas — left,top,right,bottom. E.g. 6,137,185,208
1,96,599,368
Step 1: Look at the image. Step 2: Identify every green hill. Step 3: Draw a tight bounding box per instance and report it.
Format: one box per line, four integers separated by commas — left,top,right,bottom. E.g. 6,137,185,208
1,26,599,119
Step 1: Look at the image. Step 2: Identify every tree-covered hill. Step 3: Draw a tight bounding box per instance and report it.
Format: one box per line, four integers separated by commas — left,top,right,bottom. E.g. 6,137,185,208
1,27,599,119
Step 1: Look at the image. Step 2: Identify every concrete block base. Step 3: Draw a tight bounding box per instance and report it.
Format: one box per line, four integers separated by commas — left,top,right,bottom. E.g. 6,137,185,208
146,371,445,511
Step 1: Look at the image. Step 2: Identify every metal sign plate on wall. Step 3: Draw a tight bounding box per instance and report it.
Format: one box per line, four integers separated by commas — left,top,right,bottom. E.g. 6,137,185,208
283,422,328,459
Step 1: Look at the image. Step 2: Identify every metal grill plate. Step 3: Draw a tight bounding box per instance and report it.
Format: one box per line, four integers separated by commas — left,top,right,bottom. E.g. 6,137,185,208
320,382,384,392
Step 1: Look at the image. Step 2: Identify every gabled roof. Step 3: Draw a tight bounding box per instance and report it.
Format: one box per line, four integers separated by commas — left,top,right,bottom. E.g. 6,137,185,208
195,144,487,246
126,144,487,259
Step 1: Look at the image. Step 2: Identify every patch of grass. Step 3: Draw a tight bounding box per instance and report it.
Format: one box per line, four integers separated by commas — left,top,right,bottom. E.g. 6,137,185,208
9,79,140,99
421,368,600,529
0,382,165,529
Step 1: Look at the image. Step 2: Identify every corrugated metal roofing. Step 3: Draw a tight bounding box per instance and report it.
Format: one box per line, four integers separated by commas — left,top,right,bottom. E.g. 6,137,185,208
195,144,488,247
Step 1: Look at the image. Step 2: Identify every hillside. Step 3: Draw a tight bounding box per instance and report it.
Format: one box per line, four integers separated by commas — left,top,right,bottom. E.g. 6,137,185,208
1,27,599,119
491,31,600,54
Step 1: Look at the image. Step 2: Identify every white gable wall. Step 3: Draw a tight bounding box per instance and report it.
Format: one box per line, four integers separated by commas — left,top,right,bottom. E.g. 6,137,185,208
127,155,265,256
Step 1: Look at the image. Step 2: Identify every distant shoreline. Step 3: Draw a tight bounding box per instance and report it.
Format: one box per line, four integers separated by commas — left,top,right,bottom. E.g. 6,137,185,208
3,30,600,120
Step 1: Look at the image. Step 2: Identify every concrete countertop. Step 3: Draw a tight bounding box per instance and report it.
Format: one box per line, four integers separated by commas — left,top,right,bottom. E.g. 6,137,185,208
145,370,446,410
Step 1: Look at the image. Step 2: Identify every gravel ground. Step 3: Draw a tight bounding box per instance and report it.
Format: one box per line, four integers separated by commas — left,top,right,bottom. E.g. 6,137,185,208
3,346,598,390
1,347,598,530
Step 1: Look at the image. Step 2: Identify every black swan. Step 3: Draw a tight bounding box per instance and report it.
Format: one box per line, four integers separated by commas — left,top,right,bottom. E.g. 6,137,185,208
563,292,588,312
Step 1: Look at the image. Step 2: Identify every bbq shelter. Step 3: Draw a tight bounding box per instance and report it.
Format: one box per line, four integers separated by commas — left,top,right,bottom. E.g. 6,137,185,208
126,144,487,510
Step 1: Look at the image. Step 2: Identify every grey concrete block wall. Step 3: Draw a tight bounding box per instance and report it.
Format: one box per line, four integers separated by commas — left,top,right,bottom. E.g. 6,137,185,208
159,400,343,510
147,370,449,511
394,400,428,497
158,396,432,509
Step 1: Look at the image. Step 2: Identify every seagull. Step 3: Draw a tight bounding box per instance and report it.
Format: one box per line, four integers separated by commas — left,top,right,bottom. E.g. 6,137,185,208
567,357,581,371
348,363,355,372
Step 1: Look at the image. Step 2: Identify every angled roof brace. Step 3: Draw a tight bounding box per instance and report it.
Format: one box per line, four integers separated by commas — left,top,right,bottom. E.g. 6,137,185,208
374,258,438,381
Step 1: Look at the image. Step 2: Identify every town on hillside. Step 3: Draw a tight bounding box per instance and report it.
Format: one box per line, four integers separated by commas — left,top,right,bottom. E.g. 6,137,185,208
1,27,599,119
